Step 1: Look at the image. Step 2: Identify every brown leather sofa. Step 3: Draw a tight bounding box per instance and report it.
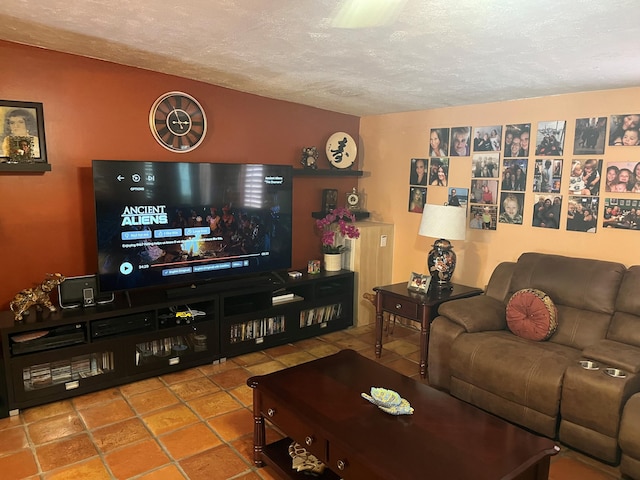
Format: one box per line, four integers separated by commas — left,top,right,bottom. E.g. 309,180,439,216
621,393,640,479
428,253,640,467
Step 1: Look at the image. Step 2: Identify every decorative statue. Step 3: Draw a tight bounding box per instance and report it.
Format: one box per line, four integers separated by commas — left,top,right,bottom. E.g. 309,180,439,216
9,273,66,322
300,146,318,169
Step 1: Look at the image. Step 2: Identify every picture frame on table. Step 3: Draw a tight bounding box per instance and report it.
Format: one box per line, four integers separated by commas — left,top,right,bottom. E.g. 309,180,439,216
407,272,431,293
321,188,338,213
0,100,47,165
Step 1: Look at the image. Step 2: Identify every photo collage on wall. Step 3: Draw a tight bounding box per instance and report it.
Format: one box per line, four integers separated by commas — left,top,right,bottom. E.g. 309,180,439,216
408,158,428,213
416,112,639,234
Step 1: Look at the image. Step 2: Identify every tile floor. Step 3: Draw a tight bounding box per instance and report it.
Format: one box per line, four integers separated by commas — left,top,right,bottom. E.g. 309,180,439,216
0,322,624,479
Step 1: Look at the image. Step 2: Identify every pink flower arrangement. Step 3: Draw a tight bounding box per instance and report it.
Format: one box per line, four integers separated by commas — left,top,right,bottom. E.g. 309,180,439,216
316,207,360,253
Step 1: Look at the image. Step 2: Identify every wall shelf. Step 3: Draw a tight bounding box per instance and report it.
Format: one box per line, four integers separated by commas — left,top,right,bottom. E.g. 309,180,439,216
293,168,364,177
0,163,51,173
311,211,370,220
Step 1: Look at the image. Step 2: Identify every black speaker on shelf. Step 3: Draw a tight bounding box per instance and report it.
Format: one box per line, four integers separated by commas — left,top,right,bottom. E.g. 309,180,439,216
58,274,114,309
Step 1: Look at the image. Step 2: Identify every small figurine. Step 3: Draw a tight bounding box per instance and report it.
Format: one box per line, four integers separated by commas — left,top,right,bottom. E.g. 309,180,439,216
300,146,318,169
10,273,66,322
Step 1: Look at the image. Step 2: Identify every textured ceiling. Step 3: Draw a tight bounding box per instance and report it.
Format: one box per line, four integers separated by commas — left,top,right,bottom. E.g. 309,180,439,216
1,0,639,116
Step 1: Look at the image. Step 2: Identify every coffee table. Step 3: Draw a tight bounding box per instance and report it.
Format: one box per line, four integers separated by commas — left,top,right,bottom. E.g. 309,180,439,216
248,349,558,480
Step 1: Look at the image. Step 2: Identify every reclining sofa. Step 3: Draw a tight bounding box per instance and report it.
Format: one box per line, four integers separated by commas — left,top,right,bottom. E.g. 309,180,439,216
428,252,640,468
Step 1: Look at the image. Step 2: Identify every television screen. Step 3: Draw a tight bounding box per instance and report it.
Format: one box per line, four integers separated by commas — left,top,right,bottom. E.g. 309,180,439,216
92,160,293,293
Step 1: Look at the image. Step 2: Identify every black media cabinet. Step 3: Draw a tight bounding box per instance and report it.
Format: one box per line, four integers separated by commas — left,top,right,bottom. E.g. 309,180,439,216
0,270,354,417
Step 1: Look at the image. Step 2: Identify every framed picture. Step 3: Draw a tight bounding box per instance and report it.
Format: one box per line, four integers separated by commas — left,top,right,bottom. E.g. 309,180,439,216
407,272,431,293
0,100,47,164
321,189,338,213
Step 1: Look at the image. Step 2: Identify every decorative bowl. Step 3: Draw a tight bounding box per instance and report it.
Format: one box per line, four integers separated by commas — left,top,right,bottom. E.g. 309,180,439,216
369,387,402,408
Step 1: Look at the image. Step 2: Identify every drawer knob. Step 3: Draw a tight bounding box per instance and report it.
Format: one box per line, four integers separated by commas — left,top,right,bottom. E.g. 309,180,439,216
267,408,276,417
305,436,314,446
336,459,347,471
395,303,402,309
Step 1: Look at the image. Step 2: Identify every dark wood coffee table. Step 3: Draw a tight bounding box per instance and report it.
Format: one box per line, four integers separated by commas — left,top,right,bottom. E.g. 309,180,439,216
248,349,558,480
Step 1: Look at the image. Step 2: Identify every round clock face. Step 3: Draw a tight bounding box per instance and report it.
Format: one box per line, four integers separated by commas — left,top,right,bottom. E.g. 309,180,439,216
149,92,207,153
326,132,357,169
347,192,360,207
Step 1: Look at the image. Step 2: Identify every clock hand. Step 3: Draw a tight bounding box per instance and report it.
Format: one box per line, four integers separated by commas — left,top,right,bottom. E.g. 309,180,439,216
171,108,186,130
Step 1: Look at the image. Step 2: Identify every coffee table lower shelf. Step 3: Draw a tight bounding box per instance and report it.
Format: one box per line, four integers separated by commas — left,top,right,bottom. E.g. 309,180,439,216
262,438,341,480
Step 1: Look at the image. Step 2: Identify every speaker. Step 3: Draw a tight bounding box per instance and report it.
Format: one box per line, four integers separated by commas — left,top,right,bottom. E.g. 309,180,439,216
58,274,114,309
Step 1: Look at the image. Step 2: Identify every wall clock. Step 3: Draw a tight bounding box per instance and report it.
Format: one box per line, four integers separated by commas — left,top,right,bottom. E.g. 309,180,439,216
149,91,207,153
325,131,357,169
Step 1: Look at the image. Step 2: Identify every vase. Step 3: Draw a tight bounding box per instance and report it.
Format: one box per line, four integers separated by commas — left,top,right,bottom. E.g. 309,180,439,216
323,253,342,272
427,238,456,287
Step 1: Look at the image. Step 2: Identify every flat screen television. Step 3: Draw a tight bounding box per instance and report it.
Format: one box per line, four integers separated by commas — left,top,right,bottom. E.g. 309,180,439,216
92,160,293,294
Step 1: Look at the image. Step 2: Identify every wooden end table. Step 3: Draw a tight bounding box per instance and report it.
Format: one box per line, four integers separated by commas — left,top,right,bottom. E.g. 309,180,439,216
374,282,483,378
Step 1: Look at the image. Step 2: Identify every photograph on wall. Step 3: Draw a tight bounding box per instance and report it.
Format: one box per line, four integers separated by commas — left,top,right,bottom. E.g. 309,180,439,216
501,159,527,191
504,123,531,158
409,158,428,185
498,192,524,225
532,194,562,229
609,114,640,146
473,125,502,152
568,159,602,196
602,198,640,229
429,127,450,157
449,126,471,157
604,161,640,193
447,187,468,207
408,186,427,213
533,159,562,193
567,196,599,233
574,117,607,154
469,204,497,230
470,179,498,205
0,100,47,164
535,120,566,156
471,152,500,178
428,157,449,186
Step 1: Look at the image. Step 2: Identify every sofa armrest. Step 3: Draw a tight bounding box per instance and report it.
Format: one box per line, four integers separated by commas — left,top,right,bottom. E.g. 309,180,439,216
582,339,640,374
438,295,506,333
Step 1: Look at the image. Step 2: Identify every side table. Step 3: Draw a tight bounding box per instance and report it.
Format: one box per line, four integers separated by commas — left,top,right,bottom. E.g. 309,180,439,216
374,282,483,378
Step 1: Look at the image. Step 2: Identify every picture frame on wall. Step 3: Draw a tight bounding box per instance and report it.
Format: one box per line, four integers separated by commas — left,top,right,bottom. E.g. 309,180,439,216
408,272,431,293
0,100,47,166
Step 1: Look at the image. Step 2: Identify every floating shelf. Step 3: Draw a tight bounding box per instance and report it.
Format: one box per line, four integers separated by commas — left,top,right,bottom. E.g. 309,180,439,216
293,168,364,177
0,163,51,173
312,211,370,220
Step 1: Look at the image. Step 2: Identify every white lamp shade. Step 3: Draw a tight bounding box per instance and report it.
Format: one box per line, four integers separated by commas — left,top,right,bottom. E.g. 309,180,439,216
418,204,466,241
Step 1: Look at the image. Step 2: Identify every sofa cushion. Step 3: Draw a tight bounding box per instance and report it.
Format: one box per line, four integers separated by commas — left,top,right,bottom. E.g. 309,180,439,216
506,288,558,341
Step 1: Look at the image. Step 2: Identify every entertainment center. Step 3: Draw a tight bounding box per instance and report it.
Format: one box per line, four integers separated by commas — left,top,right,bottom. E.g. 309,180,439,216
0,270,354,417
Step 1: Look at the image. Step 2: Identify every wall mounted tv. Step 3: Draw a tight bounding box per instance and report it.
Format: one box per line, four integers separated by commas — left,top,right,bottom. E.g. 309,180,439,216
92,160,293,294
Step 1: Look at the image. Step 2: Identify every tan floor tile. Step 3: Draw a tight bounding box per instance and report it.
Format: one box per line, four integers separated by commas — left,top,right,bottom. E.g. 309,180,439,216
28,413,84,445
333,336,373,351
188,391,243,419
119,376,165,397
0,449,39,479
383,338,420,356
104,438,171,479
128,387,180,414
207,407,253,441
197,358,236,375
179,444,250,480
276,351,316,367
137,464,187,480
0,415,24,431
244,360,287,376
0,425,28,453
36,433,98,471
22,400,74,423
78,398,135,430
159,423,222,459
263,343,300,357
71,387,122,410
291,337,327,350
232,351,270,367
316,330,352,342
228,384,254,407
169,377,221,401
306,342,341,358
209,366,251,389
92,417,152,453
161,367,204,385
43,457,112,480
142,404,200,436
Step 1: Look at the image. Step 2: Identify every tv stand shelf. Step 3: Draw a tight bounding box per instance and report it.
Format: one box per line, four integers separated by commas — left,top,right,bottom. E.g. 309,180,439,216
0,271,353,417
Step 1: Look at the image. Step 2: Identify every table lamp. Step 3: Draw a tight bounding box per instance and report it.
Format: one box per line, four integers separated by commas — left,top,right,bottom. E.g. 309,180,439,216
418,204,467,287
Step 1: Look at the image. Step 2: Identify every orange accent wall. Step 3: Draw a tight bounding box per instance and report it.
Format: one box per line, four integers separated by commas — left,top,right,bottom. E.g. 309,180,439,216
0,41,360,309
359,87,640,290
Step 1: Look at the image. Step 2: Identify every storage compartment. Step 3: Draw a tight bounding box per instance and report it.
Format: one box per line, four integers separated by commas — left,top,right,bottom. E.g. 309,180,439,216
10,323,87,356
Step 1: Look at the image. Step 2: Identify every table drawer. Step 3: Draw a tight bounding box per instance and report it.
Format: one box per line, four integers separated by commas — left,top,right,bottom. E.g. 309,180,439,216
328,442,384,480
261,392,328,462
381,296,419,319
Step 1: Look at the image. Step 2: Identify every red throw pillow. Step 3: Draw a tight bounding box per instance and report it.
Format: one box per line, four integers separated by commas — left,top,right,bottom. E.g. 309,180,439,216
506,288,558,341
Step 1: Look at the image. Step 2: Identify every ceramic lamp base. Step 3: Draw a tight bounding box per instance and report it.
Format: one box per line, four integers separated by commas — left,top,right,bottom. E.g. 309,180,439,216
427,239,457,286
